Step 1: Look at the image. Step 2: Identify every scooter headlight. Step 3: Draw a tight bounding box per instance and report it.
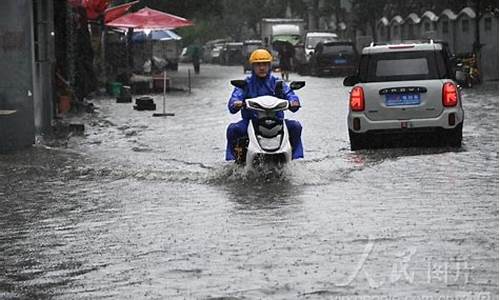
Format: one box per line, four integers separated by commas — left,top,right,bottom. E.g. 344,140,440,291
248,101,265,110
257,134,282,151
273,102,288,110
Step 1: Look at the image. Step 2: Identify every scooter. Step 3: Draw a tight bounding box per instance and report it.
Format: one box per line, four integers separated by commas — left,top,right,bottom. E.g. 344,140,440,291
230,80,305,167
456,55,481,88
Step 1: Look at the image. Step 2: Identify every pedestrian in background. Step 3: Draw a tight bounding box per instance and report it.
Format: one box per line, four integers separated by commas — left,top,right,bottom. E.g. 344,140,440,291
190,40,201,74
278,43,294,82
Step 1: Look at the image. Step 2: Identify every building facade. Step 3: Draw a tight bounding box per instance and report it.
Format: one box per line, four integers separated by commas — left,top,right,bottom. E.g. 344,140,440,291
0,0,55,152
479,11,499,81
372,7,498,81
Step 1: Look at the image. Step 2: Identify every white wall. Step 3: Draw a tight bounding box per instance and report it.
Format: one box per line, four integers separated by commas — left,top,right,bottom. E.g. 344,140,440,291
479,15,499,80
455,15,476,54
390,24,401,41
437,17,456,53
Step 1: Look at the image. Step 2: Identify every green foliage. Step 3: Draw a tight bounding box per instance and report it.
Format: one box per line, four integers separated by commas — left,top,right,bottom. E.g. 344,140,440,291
176,17,228,46
142,0,225,19
120,0,307,43
109,0,498,45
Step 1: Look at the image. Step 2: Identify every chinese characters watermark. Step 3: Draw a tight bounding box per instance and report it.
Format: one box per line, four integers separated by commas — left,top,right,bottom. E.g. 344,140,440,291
334,236,473,288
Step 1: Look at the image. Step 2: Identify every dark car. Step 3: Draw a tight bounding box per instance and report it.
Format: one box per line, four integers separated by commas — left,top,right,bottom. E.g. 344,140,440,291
221,42,244,65
310,41,358,76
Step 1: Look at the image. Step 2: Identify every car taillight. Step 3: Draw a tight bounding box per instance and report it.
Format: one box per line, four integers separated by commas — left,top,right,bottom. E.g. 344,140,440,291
350,86,365,112
442,82,458,107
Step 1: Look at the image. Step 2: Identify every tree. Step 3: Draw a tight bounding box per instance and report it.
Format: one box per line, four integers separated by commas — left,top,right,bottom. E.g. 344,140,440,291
351,0,390,40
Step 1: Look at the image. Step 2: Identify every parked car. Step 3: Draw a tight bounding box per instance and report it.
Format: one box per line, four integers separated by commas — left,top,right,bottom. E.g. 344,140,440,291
210,43,225,64
294,42,308,74
310,41,358,76
242,40,264,72
202,39,228,63
304,32,338,62
221,42,244,65
343,40,464,150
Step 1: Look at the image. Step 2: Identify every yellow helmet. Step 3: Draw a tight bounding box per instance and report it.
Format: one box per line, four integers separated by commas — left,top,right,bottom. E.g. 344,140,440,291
249,49,272,64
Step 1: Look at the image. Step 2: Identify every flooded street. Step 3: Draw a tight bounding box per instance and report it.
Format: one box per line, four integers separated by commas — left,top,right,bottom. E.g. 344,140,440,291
0,64,498,299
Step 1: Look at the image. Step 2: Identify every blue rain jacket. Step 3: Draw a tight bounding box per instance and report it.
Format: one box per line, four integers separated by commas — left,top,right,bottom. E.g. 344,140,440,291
228,72,300,119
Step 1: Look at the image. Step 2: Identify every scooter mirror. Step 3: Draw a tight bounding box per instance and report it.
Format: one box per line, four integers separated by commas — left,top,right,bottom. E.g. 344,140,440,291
343,75,359,87
230,80,247,89
289,81,305,90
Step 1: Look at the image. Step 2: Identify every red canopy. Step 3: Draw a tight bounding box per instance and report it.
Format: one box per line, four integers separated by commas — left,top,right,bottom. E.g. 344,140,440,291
104,1,139,23
105,7,193,30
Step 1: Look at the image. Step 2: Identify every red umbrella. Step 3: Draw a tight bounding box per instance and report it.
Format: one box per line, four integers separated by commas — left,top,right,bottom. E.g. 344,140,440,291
105,7,193,30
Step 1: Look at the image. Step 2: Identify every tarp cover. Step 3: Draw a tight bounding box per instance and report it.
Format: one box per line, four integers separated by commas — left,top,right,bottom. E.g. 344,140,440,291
272,35,301,46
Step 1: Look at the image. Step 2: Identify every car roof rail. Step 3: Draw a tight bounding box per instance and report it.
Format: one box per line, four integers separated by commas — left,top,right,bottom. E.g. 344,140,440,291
367,39,435,49
375,39,436,45
369,41,391,47
403,39,434,44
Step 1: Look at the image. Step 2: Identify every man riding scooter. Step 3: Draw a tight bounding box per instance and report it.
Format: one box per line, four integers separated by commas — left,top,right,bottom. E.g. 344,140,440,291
225,49,304,161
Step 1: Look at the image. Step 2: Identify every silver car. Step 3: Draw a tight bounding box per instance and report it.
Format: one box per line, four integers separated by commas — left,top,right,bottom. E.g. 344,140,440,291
344,40,464,150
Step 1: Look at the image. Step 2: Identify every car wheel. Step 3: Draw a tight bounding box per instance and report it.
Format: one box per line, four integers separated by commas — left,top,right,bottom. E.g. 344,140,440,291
349,130,368,151
445,123,463,147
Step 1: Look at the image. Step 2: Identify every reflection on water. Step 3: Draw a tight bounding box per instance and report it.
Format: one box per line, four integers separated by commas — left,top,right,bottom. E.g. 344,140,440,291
225,177,301,210
346,146,466,168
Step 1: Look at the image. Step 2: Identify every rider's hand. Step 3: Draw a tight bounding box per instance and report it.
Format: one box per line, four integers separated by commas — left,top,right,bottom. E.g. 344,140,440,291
233,101,245,110
289,101,300,110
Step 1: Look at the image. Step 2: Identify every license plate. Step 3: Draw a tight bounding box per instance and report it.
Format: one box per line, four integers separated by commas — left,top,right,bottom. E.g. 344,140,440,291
385,93,421,106
334,58,347,64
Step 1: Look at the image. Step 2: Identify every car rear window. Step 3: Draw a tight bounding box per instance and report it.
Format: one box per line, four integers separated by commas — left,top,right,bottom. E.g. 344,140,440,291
322,44,355,55
306,36,337,49
359,50,447,82
376,58,429,77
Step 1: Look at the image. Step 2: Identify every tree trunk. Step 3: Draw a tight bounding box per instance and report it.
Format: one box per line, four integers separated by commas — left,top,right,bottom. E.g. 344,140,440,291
473,0,482,82
308,0,320,31
474,0,481,53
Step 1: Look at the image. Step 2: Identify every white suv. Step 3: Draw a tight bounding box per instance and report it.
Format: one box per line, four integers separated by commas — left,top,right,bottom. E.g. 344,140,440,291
343,40,464,150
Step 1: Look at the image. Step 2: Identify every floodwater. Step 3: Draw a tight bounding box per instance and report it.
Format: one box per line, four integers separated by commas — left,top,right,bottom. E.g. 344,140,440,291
0,64,498,299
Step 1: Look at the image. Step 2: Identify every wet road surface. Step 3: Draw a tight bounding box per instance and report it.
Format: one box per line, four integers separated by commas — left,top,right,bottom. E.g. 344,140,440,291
0,64,498,299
